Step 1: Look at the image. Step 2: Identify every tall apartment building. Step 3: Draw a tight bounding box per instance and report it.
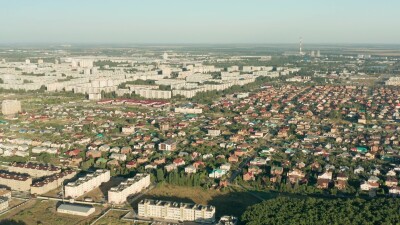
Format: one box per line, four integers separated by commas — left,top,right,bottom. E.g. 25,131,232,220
0,198,8,211
7,162,61,178
1,100,21,116
0,171,32,191
31,170,77,195
108,173,150,204
138,199,215,223
0,188,11,211
135,89,172,99
64,169,110,199
78,60,93,68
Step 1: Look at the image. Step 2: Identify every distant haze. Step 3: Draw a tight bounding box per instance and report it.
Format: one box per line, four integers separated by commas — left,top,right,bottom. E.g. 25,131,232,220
1,0,400,44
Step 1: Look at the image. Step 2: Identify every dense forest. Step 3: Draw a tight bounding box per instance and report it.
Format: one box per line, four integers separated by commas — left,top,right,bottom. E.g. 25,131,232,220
241,197,400,225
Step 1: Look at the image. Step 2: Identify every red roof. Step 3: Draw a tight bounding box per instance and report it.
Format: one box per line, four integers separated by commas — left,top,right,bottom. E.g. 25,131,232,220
66,149,81,156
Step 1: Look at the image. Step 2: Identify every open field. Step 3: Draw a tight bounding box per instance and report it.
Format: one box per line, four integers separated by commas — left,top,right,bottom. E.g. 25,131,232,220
139,184,264,218
93,210,132,225
0,199,103,225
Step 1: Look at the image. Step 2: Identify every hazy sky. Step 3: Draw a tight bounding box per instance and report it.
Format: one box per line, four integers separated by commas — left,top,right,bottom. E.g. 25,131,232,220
1,0,399,44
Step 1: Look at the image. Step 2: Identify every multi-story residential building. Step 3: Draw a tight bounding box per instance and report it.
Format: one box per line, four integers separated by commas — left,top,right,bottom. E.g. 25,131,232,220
0,188,11,212
0,198,8,211
0,189,12,200
31,170,77,195
138,199,215,223
108,173,150,204
0,171,32,191
135,89,172,99
7,162,61,178
64,169,110,199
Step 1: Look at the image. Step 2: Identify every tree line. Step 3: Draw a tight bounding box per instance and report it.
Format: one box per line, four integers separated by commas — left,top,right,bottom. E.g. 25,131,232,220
241,197,400,225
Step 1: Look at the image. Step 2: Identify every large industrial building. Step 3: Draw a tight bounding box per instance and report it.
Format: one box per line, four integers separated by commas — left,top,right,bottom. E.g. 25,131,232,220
57,203,95,217
108,173,150,204
138,199,215,223
64,169,110,199
1,100,21,116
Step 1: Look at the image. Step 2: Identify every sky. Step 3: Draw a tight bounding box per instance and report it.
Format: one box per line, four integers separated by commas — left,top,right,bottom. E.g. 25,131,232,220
0,0,399,44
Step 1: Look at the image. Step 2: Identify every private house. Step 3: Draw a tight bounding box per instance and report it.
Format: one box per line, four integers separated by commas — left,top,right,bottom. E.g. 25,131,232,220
287,169,305,184
158,139,177,151
209,169,226,179
243,172,255,181
185,165,197,174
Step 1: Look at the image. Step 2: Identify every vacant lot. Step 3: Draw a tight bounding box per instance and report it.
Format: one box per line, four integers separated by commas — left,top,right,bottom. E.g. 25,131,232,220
0,199,103,225
141,184,263,218
94,210,132,225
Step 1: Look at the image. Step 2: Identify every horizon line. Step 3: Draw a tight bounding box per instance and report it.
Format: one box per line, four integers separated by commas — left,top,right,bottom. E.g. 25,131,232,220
1,42,400,47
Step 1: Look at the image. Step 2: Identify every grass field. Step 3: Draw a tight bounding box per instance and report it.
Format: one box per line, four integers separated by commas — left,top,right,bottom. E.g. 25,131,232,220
0,199,103,225
140,184,264,218
93,210,132,225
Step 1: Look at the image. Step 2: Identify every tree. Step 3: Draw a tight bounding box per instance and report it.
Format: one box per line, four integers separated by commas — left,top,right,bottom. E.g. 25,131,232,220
37,152,52,163
81,158,94,171
156,169,165,182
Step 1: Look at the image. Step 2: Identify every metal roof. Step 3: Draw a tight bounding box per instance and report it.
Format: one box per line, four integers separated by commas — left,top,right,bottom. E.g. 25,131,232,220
57,203,94,213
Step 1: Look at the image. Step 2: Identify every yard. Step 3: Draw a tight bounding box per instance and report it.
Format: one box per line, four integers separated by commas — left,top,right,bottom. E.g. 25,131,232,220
93,210,132,225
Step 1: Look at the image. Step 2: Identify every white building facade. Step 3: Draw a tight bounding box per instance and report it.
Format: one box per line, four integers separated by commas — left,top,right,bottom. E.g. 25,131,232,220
108,173,150,204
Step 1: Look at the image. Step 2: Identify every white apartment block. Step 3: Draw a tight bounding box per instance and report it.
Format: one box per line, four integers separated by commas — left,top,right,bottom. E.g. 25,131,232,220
185,74,212,83
108,173,150,204
138,199,215,223
0,198,8,211
155,79,186,86
78,60,93,68
135,89,172,99
1,100,21,116
172,89,199,98
64,169,110,199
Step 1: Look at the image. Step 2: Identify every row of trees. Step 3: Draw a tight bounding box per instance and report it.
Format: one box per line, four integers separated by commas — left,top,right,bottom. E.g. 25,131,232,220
155,169,204,187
